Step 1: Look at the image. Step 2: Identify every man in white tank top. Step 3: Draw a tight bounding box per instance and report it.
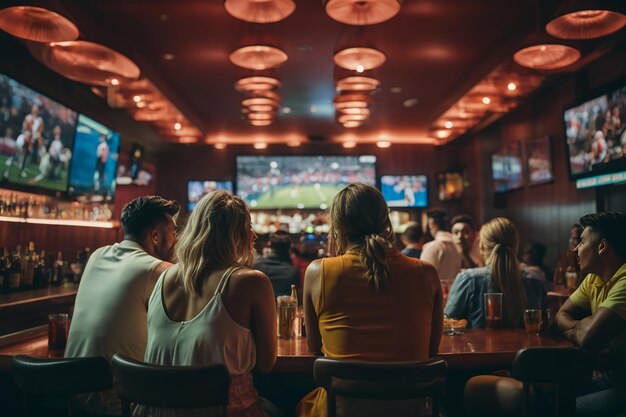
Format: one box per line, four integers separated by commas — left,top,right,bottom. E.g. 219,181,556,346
65,196,180,415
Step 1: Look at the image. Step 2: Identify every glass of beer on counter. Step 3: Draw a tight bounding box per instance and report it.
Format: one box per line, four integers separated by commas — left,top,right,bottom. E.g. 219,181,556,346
48,313,69,357
277,295,296,339
523,309,543,334
484,293,503,329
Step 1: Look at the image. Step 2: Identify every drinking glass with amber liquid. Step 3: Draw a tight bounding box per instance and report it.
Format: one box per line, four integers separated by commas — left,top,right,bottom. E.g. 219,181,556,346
523,309,542,335
484,293,503,329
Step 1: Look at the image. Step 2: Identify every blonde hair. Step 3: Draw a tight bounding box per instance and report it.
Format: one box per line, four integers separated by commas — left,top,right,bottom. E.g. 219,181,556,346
175,190,254,296
480,217,527,328
328,183,395,292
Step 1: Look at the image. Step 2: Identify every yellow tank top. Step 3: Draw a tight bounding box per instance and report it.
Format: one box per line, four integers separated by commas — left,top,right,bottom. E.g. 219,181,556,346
298,250,439,417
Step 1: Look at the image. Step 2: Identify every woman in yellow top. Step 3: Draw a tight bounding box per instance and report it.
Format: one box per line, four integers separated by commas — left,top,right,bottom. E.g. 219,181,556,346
298,183,443,417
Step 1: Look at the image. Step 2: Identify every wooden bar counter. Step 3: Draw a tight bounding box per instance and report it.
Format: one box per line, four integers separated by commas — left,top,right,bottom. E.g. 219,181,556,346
0,328,573,373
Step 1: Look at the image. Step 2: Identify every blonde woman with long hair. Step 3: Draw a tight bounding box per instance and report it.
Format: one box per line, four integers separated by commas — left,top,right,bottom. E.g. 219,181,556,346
445,217,546,328
138,191,278,417
298,183,442,417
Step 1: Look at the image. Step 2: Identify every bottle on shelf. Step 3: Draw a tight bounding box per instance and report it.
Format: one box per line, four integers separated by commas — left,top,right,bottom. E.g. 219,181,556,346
33,251,46,289
52,251,64,286
0,248,8,293
20,241,36,289
9,246,22,291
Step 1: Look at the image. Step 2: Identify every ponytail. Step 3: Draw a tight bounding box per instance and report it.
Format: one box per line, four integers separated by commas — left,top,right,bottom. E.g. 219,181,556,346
359,234,392,292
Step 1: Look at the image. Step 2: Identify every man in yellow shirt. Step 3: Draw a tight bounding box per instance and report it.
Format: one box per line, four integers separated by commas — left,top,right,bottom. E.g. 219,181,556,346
556,211,626,416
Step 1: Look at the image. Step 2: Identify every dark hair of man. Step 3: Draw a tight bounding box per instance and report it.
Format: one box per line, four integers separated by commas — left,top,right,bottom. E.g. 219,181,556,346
579,211,626,261
426,209,448,230
121,196,180,241
268,230,292,254
451,214,475,230
403,222,423,244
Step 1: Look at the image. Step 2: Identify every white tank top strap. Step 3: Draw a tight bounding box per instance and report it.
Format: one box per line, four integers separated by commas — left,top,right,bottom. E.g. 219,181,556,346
214,265,244,296
149,268,168,306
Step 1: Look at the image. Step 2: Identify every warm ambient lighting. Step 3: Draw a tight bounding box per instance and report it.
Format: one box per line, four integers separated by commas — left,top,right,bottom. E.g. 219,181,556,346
444,121,453,129
224,0,296,23
253,142,268,149
324,0,402,25
507,82,517,91
109,78,120,86
235,75,281,92
229,45,288,70
376,140,391,148
334,47,386,71
0,216,117,228
356,65,365,73
513,44,581,71
336,76,380,92
437,130,449,139
482,97,491,105
342,141,357,148
133,95,142,103
546,10,626,40
286,140,301,147
174,122,182,131
214,143,227,149
0,6,79,42
342,121,362,128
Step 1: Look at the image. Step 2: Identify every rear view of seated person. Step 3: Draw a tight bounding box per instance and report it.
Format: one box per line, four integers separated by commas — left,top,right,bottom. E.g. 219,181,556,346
400,221,423,259
298,183,442,417
253,230,300,297
464,212,626,417
445,217,546,329
521,242,552,290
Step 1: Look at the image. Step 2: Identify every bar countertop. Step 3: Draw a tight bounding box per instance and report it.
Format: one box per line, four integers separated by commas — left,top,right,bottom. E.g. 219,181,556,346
0,328,573,373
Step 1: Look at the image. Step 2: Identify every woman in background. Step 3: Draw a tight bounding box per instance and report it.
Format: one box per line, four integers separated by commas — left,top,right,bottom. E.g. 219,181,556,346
298,183,442,417
445,217,546,329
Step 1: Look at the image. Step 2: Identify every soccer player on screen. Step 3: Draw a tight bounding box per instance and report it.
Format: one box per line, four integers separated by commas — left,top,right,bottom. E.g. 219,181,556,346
93,134,109,192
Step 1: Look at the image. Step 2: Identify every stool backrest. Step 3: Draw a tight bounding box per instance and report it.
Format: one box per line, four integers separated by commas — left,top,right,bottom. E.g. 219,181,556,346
511,347,593,417
12,355,113,417
313,357,447,417
111,354,230,416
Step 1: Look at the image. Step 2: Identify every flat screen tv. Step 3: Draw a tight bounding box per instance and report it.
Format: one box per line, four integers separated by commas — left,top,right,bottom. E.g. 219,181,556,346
236,155,376,209
564,82,626,180
492,142,524,192
380,175,428,207
0,73,77,192
527,136,554,186
435,171,464,201
188,180,233,210
68,114,120,201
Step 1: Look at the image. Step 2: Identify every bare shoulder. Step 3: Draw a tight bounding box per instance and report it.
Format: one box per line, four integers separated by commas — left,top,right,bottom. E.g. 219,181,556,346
306,258,323,275
161,264,181,294
230,268,272,290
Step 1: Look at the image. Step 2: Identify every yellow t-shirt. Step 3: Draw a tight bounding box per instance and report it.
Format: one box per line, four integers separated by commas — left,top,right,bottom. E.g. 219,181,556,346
570,263,626,380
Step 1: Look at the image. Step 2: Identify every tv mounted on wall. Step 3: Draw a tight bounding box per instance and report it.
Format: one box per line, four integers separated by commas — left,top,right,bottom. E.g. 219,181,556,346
380,175,428,207
492,141,524,193
236,155,376,209
187,180,233,210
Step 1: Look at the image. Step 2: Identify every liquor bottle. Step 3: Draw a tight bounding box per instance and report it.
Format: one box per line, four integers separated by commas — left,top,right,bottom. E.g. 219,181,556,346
9,246,22,291
51,251,64,286
0,248,7,292
33,252,46,289
20,241,35,289
290,284,298,306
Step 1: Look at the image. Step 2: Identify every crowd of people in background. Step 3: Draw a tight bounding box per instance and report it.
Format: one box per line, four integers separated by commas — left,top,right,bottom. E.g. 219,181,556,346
61,186,626,417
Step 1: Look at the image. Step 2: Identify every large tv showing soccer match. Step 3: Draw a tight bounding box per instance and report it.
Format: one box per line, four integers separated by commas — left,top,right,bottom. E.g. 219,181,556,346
492,142,524,193
564,82,626,180
0,73,77,192
380,175,428,207
188,180,233,210
68,114,120,200
236,155,376,209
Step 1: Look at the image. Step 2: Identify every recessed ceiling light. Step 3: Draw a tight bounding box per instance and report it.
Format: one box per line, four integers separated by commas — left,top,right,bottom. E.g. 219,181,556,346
342,141,357,148
254,142,268,149
376,140,391,148
437,130,449,139
163,53,175,61
174,122,182,131
482,96,491,105
507,82,517,91
214,143,226,150
136,101,146,108
390,87,402,93
282,107,291,114
403,98,419,107
356,64,365,73
109,78,120,86
133,95,142,103
444,121,453,129
286,140,301,147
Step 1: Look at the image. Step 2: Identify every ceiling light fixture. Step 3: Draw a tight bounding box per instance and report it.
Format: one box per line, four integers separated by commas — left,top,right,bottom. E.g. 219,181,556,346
482,97,491,105
0,6,79,42
376,140,392,148
248,112,275,121
286,140,301,147
163,53,175,61
444,121,453,129
324,0,402,25
133,95,142,103
225,0,296,23
230,45,288,70
546,9,626,40
235,75,281,92
282,107,291,114
214,143,227,150
242,97,280,108
336,76,380,92
250,120,273,127
253,142,268,149
337,107,371,116
333,93,373,109
174,122,182,131
28,41,141,87
342,121,362,128
513,44,581,70
334,46,386,71
338,113,368,123
342,140,357,148
507,82,517,91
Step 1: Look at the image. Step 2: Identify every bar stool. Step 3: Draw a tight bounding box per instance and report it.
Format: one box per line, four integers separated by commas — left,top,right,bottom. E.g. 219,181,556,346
313,357,447,417
111,353,230,417
11,355,113,417
511,346,593,417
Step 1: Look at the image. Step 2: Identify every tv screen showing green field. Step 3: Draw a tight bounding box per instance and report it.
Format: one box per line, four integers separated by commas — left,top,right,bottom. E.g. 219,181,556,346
236,155,376,209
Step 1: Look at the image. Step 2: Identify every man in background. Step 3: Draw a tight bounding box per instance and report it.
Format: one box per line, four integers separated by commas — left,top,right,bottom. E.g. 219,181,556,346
451,214,482,269
401,222,423,259
65,196,179,415
421,209,462,281
254,230,300,297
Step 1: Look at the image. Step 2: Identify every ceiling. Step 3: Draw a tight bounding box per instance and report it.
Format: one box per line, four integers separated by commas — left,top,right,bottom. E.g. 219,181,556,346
1,0,625,146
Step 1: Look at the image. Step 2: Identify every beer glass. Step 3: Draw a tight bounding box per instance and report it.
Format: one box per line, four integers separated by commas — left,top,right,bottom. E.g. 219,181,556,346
523,309,543,334
48,313,69,357
277,296,296,339
484,293,503,329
